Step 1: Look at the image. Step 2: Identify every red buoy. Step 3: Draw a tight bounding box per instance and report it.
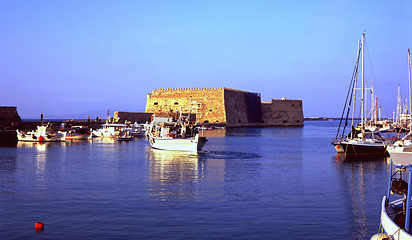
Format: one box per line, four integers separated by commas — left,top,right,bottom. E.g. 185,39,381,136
35,221,44,231
38,136,44,142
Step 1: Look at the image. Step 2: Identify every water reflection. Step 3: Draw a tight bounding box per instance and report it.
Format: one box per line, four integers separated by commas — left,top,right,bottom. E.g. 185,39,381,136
146,148,206,201
333,154,389,239
17,141,66,149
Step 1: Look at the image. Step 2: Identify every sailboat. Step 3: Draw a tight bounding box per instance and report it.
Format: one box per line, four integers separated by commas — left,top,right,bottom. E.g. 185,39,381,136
331,33,388,156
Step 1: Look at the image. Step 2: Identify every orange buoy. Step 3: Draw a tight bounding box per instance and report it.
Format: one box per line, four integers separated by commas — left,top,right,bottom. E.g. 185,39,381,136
35,221,44,231
38,136,44,142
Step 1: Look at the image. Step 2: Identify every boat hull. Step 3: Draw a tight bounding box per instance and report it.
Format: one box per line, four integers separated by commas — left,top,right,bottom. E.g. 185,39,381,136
381,196,412,240
148,134,207,152
388,151,412,166
65,134,91,140
16,130,66,142
333,141,387,155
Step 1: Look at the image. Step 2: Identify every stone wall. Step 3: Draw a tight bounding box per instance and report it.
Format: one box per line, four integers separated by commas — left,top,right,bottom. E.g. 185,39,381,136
145,88,304,127
261,99,304,126
145,87,227,124
0,106,21,123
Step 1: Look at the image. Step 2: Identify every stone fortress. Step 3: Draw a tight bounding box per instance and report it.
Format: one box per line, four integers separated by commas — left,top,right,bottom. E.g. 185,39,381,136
145,87,303,127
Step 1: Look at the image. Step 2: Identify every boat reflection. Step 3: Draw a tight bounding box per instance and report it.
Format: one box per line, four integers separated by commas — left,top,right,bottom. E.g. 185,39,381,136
17,141,66,149
146,148,207,200
334,153,390,162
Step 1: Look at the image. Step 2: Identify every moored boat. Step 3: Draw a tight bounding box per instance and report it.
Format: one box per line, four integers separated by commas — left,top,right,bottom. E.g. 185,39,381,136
332,33,388,156
16,124,66,142
63,126,92,140
147,115,207,152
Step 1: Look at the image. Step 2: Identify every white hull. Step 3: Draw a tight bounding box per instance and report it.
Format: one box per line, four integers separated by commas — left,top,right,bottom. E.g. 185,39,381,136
388,140,412,166
381,196,412,240
16,129,66,142
148,134,206,152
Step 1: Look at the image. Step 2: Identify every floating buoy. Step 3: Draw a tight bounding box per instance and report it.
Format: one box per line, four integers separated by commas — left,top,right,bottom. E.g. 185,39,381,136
38,136,44,142
34,221,44,231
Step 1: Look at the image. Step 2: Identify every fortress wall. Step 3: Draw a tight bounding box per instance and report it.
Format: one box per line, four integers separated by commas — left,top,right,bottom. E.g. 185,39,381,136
223,89,252,125
145,88,227,123
0,106,21,123
145,88,304,127
261,99,304,126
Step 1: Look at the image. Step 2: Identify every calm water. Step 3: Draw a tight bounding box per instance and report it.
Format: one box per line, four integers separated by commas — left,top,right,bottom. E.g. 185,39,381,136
0,121,390,239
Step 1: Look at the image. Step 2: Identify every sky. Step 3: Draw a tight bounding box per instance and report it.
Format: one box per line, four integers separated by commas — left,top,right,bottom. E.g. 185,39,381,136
0,0,411,119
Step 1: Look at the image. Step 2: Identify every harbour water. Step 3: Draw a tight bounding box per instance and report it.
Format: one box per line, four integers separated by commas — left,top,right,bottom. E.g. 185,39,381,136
0,121,389,239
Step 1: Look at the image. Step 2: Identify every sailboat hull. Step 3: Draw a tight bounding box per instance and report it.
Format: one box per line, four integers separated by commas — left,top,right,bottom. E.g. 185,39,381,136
334,141,387,156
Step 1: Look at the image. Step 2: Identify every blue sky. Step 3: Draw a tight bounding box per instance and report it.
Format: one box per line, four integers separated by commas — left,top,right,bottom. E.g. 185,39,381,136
0,0,411,119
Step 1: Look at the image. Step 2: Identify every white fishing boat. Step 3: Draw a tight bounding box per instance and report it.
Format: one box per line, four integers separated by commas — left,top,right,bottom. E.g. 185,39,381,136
375,156,412,240
92,123,127,138
147,115,207,152
16,124,66,142
332,33,388,156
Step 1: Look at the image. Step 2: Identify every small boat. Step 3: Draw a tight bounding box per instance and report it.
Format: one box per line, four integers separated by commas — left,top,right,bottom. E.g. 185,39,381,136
63,126,92,140
147,115,207,152
375,156,412,240
16,124,66,142
92,123,127,138
117,130,133,141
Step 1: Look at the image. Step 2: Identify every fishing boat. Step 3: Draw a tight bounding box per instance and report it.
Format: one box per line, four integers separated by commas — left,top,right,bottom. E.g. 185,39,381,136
374,157,412,240
147,114,207,152
92,123,127,138
16,124,66,142
332,33,388,156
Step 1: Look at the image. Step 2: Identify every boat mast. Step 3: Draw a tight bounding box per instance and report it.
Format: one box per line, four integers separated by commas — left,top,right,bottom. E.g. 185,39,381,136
409,48,411,133
361,33,365,139
397,85,401,123
351,39,361,132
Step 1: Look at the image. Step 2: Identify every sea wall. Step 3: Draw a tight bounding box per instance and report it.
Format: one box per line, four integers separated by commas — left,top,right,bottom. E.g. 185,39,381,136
261,99,304,126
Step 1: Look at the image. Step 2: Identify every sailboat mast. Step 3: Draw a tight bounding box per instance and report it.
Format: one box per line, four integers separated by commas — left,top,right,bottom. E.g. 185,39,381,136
351,39,361,130
361,33,365,138
409,48,411,132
